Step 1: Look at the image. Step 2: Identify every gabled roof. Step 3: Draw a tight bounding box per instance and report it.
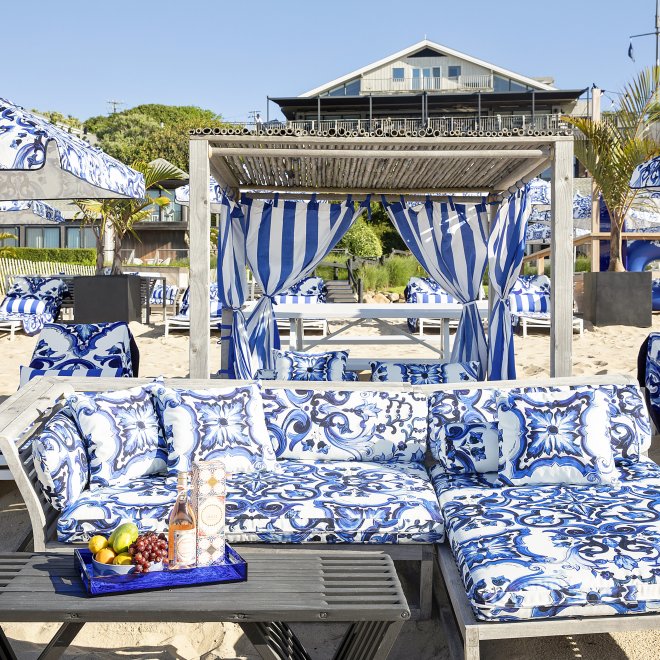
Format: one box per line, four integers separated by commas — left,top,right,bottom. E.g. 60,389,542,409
300,39,556,97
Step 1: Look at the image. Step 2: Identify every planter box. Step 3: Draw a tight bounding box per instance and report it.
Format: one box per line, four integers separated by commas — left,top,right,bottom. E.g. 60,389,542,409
74,276,142,324
582,271,652,327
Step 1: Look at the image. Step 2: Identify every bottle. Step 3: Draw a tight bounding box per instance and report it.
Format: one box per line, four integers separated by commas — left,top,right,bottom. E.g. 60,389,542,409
168,471,197,569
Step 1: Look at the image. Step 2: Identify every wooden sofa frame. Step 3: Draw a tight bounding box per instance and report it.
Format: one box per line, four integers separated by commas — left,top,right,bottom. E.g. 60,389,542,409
0,376,436,619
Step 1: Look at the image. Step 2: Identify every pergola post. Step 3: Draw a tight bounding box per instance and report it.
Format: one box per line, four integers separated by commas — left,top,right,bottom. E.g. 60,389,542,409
189,138,211,379
550,137,574,377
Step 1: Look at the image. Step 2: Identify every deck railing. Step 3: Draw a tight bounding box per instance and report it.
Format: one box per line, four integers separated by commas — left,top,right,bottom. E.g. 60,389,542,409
362,74,493,94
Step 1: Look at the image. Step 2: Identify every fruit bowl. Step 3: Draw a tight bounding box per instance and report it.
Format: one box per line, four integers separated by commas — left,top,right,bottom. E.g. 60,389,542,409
92,557,164,577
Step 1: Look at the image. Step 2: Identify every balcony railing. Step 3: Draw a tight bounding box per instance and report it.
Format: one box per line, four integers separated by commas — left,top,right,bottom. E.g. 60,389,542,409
274,113,569,136
362,74,493,94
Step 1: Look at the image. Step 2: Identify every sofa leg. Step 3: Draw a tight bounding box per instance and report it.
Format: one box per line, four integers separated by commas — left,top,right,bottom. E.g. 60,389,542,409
463,627,480,660
419,547,434,620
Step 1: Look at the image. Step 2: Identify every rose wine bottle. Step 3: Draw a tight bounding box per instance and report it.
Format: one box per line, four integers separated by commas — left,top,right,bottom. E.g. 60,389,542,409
168,471,197,569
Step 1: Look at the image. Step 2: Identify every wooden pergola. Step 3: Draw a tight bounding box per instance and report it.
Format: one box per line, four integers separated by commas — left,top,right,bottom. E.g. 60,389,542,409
187,131,574,379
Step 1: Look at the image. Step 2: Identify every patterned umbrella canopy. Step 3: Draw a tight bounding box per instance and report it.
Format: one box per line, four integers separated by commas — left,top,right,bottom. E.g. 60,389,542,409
175,176,224,212
0,98,144,201
630,157,660,191
0,199,64,222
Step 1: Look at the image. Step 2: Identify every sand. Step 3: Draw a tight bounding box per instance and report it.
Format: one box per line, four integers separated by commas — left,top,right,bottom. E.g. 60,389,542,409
1,315,659,658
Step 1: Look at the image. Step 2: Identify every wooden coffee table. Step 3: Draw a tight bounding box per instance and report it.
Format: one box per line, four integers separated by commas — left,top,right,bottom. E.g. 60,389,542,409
0,548,410,660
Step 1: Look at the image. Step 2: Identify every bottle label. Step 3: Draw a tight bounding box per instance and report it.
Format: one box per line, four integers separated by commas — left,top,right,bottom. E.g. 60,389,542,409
174,529,196,566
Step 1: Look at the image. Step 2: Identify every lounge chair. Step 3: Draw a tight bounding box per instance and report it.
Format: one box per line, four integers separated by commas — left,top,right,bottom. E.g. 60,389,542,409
19,321,139,387
0,276,67,339
275,276,329,337
164,284,222,336
510,274,583,337
149,282,180,319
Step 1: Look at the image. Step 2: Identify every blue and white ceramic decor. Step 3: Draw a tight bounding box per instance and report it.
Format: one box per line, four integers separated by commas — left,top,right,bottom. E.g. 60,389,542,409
497,386,618,486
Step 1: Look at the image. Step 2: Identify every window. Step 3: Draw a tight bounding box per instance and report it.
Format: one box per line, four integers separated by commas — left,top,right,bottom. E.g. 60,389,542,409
66,226,96,249
0,226,18,247
26,227,60,248
448,65,461,79
345,80,360,95
392,67,405,81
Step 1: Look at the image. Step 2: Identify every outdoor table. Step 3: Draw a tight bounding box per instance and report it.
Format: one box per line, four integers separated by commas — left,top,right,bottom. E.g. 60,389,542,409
0,549,410,660
270,301,489,360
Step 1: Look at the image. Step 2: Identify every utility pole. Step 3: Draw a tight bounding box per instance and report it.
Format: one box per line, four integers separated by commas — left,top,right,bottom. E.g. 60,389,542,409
106,100,125,114
629,0,660,74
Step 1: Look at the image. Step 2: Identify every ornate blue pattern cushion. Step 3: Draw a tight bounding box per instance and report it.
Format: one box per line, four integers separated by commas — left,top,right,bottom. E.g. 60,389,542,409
6,276,67,317
29,322,133,375
57,461,444,544
370,360,478,384
602,383,652,461
32,409,88,511
20,366,125,388
428,388,499,473
272,349,348,382
261,388,428,462
497,387,618,486
432,459,660,621
68,385,166,489
154,384,277,475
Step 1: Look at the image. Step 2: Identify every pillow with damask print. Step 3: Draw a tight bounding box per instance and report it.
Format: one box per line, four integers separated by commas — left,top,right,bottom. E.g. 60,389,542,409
68,384,166,489
154,384,277,475
370,360,478,384
497,386,618,486
272,349,348,382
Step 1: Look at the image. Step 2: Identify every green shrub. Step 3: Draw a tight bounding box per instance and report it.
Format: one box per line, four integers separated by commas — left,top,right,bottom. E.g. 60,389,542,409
339,217,383,257
385,255,425,287
12,247,96,265
357,263,389,291
371,222,407,253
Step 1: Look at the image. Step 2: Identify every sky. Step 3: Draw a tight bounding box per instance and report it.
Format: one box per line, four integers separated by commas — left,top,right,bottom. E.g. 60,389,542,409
2,0,658,122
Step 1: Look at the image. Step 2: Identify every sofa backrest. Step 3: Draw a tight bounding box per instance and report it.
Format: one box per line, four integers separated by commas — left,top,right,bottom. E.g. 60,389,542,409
261,385,428,462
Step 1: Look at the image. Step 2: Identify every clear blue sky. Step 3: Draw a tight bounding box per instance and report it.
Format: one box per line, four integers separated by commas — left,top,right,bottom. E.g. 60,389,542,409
3,0,658,122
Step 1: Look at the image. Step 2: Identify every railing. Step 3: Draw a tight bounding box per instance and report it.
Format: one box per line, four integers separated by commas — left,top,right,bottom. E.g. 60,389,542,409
120,248,189,266
278,113,568,136
362,74,493,94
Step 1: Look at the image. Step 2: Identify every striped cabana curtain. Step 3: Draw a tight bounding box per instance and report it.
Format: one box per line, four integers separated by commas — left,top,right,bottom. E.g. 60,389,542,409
385,197,489,376
487,186,531,380
242,196,363,371
216,195,254,379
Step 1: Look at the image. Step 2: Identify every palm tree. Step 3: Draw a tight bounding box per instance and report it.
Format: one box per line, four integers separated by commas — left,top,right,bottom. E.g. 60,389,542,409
76,160,186,274
565,68,660,271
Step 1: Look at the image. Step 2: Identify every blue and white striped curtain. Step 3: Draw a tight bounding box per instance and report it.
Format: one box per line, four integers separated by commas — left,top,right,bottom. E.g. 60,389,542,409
386,197,489,376
216,195,253,379
487,187,531,380
242,196,363,371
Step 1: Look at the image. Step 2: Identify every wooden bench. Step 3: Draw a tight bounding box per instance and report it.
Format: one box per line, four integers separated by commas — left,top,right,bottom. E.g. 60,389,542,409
0,549,410,660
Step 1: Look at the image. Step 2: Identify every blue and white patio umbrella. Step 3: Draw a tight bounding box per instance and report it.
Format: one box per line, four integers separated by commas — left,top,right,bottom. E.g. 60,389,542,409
175,177,225,212
0,199,63,222
0,98,144,201
630,156,660,191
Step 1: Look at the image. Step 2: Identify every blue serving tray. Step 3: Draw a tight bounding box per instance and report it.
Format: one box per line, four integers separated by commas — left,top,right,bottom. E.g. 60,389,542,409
75,545,247,597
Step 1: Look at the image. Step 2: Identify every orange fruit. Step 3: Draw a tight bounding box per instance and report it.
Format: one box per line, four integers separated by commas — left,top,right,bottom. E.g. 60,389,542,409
95,547,117,565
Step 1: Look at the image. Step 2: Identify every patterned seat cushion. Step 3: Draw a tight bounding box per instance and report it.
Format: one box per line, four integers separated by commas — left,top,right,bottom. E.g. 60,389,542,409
431,459,660,621
57,460,444,544
370,360,478,384
0,276,67,335
261,387,428,462
29,322,134,375
272,349,348,382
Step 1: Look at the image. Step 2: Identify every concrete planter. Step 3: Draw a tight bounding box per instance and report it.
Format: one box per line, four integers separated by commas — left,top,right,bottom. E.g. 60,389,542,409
582,271,652,327
74,276,142,324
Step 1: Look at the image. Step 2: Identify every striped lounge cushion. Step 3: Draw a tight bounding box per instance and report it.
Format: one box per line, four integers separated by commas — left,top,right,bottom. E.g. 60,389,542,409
509,292,549,314
0,296,47,315
275,294,320,304
411,292,455,304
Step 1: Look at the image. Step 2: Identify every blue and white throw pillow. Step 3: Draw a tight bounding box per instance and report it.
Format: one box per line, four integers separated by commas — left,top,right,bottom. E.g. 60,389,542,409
32,409,88,510
154,384,277,475
0,296,46,315
261,387,428,462
272,349,348,382
497,386,618,486
68,385,166,489
428,388,499,473
602,383,652,461
370,360,478,384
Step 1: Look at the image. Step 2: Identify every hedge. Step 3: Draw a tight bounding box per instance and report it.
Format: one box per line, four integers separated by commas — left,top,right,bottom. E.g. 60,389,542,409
12,247,96,265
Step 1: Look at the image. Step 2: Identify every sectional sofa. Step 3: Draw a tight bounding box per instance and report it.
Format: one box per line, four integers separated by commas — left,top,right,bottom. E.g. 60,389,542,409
2,374,660,658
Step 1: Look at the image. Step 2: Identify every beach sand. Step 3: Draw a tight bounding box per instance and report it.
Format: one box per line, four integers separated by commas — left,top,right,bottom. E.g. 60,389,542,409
1,316,659,658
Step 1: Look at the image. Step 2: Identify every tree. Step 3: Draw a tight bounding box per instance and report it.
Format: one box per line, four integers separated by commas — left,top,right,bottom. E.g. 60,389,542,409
0,232,17,258
565,68,660,271
85,105,228,170
75,160,186,274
